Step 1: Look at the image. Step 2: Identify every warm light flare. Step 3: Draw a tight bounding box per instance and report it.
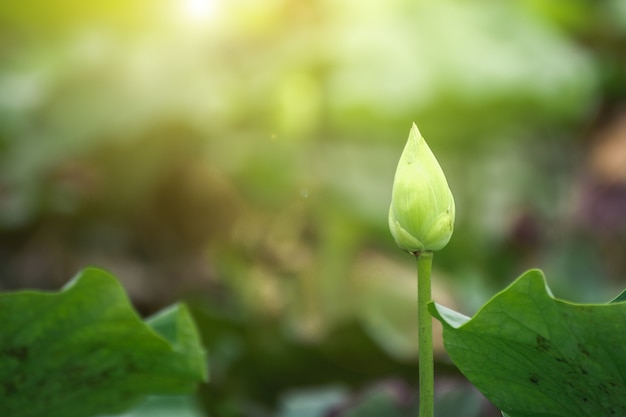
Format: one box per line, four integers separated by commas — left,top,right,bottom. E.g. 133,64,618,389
183,0,217,22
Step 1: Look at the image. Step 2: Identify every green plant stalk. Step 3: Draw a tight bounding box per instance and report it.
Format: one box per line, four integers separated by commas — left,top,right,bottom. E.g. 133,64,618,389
417,251,434,417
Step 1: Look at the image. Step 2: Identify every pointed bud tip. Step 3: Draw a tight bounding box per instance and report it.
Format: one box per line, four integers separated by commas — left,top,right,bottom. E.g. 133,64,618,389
409,122,423,144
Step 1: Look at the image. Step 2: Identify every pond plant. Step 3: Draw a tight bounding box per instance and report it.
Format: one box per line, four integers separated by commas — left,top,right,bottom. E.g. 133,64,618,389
389,124,626,417
388,123,455,417
0,268,207,417
1,124,626,417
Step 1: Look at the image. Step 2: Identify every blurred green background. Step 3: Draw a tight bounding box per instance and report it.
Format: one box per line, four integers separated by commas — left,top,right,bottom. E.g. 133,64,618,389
1,0,626,416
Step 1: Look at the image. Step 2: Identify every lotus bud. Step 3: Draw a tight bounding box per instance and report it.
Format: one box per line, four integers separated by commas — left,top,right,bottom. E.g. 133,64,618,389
388,124,455,253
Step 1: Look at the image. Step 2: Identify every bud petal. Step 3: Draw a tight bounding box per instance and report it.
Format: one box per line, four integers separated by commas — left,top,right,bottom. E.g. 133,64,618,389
388,124,455,252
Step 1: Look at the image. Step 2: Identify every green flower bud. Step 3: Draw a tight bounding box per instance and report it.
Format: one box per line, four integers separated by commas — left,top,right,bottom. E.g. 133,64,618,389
388,123,455,253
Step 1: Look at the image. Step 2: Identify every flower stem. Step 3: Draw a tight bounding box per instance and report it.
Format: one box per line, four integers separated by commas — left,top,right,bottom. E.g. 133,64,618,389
416,251,434,417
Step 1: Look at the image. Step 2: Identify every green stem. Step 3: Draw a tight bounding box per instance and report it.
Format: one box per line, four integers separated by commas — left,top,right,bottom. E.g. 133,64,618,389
417,251,434,417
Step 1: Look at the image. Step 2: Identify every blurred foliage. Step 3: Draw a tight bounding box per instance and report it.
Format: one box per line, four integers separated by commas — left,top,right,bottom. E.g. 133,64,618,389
1,0,625,415
105,396,205,417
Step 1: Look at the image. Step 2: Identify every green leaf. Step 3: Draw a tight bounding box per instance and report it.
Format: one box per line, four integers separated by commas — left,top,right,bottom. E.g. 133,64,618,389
0,267,207,417
609,288,626,304
430,269,626,417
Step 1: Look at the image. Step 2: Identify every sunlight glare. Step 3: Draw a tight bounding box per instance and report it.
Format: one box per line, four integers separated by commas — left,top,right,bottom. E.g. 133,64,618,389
183,0,217,22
